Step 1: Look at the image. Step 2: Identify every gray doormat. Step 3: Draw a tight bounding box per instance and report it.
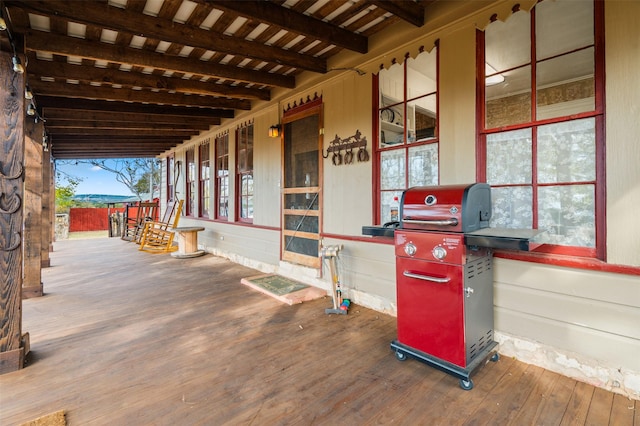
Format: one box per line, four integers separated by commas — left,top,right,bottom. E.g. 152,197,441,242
241,274,326,305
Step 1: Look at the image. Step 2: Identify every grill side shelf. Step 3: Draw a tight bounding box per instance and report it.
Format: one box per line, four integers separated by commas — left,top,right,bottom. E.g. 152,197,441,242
362,226,396,238
464,228,543,251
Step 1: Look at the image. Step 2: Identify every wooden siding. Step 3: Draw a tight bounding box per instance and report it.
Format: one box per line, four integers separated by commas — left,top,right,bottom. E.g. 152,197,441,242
1,237,637,425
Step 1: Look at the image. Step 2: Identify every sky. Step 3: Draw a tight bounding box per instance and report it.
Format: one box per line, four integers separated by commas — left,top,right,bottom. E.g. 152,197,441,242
55,159,135,196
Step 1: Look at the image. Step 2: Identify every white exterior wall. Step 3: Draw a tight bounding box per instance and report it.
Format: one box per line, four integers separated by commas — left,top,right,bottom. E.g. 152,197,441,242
161,0,640,399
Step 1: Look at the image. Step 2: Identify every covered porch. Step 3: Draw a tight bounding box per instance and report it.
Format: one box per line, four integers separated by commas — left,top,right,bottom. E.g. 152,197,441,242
1,237,637,425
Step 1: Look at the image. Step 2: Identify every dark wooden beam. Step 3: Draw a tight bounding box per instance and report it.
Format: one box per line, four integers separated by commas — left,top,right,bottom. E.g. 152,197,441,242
44,120,211,131
23,30,295,88
27,57,271,101
37,97,234,119
29,80,250,110
41,109,220,126
49,135,184,141
366,0,425,27
10,1,326,73
48,128,198,137
206,0,368,54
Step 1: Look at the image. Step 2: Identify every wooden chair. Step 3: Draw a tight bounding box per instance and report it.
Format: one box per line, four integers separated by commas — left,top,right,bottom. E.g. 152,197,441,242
138,199,184,253
121,201,158,243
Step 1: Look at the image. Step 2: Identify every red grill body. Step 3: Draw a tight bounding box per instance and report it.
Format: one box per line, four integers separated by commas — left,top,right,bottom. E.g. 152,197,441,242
391,183,498,390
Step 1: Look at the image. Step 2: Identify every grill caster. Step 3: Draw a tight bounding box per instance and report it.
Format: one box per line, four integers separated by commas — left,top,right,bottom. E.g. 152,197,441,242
490,353,500,362
395,351,407,361
459,378,474,391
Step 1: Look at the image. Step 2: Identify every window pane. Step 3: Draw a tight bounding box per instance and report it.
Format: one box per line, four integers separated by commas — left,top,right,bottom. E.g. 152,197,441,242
538,118,595,184
536,0,594,60
486,128,532,185
490,186,533,229
379,62,404,103
485,10,531,72
407,51,436,98
485,65,532,128
538,184,595,247
536,49,595,120
380,191,402,225
408,144,438,187
409,95,436,141
380,149,405,190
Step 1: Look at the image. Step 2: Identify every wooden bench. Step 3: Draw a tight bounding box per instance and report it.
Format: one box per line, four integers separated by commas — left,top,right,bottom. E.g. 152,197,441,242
170,226,205,258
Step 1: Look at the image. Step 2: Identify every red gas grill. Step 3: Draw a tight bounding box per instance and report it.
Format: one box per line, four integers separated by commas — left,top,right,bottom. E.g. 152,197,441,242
382,183,540,390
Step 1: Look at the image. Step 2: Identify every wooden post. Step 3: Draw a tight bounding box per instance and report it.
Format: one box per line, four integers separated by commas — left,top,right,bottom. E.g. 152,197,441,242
0,50,26,374
23,119,44,298
41,145,52,268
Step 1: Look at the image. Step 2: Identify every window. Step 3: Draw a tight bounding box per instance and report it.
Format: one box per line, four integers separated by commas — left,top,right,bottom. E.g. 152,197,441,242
185,148,196,216
199,140,210,218
479,0,603,257
236,123,254,222
375,47,439,224
215,132,229,220
166,154,175,202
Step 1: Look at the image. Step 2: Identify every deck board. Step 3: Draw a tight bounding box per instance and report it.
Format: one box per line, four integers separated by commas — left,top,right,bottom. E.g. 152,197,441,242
0,238,636,425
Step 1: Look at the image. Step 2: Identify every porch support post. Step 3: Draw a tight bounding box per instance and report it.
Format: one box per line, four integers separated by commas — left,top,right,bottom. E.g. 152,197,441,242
23,119,44,298
0,50,27,373
41,145,52,268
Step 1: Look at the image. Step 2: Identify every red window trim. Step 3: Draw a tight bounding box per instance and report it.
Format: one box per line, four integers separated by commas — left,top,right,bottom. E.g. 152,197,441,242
476,0,606,264
198,141,210,218
373,43,440,225
235,124,254,224
185,147,196,217
214,133,229,221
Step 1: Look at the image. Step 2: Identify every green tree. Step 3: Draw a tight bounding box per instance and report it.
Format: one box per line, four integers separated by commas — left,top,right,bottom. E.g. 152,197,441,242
55,175,81,214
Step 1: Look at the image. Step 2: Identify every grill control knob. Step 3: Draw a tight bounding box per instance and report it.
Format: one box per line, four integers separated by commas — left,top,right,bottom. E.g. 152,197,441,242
432,245,447,260
404,243,417,256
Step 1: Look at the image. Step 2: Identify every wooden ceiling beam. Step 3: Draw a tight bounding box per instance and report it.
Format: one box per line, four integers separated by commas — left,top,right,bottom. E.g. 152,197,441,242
365,1,425,27
44,120,211,131
9,0,326,73
38,97,233,119
48,128,197,137
22,30,295,88
29,80,250,110
41,109,220,126
205,0,368,54
27,57,271,101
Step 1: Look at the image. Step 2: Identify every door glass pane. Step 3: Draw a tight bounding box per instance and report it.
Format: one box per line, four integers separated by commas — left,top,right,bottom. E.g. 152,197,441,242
486,128,532,185
537,118,595,184
538,184,595,247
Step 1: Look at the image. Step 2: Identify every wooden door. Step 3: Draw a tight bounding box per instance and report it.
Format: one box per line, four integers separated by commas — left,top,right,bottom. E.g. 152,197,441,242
281,107,322,268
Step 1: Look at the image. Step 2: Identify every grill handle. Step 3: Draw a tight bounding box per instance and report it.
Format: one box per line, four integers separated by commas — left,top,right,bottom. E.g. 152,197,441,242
402,218,459,226
403,271,450,283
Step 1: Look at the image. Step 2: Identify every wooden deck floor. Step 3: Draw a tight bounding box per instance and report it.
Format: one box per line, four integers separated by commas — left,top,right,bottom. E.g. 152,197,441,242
1,238,638,425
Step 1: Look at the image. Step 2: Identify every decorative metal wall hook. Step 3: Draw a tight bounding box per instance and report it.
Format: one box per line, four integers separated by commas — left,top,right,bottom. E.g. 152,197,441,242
0,162,24,180
0,231,21,252
322,130,369,165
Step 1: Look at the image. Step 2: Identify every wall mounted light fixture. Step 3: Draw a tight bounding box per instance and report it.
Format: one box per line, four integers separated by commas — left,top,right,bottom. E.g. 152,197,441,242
268,124,281,138
0,16,7,31
26,102,36,116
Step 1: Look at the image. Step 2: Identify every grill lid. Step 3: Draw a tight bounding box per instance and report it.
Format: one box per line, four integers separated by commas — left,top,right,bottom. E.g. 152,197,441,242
400,183,491,233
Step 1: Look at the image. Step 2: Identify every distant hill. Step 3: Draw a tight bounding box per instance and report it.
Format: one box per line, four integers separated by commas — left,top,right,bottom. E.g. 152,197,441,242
72,194,139,204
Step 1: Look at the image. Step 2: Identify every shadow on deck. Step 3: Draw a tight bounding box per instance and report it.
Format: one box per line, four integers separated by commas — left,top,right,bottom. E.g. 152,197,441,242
1,238,637,425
